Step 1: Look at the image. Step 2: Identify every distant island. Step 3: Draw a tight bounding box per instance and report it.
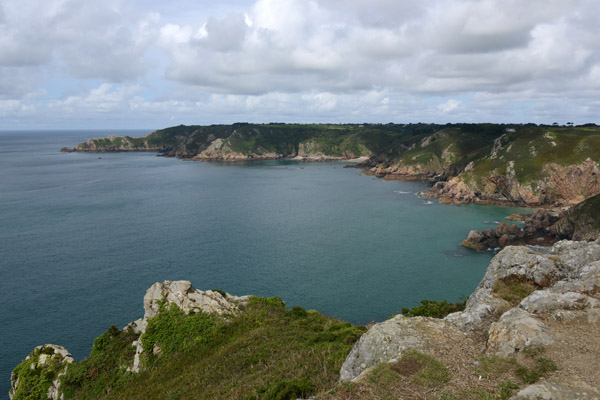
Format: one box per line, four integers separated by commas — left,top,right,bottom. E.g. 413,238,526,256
62,123,600,208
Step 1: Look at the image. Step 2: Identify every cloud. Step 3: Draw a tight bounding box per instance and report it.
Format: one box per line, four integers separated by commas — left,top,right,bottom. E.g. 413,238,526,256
438,99,460,113
1,0,600,127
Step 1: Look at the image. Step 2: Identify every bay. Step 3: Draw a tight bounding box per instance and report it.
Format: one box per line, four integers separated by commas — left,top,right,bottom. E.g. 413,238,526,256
0,130,526,397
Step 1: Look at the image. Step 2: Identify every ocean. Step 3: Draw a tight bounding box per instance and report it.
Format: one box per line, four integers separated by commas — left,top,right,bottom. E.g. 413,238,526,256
0,130,528,398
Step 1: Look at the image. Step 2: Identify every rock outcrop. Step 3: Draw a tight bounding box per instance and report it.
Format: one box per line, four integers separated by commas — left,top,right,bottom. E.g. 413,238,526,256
461,209,565,251
431,160,600,207
10,281,251,398
339,240,600,397
339,316,470,382
10,345,74,400
128,280,250,373
462,194,600,252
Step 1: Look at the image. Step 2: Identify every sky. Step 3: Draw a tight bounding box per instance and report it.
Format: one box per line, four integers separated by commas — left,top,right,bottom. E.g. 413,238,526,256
1,0,599,129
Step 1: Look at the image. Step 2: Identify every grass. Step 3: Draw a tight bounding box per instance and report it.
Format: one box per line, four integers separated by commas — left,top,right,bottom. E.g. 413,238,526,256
478,347,557,386
492,276,537,306
59,296,365,400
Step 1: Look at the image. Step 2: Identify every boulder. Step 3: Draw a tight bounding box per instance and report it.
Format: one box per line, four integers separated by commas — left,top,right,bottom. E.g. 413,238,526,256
339,315,467,382
486,308,554,356
510,380,600,399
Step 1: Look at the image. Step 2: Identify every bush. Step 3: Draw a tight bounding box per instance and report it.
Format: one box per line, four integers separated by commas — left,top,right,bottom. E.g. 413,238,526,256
401,299,466,318
141,303,218,360
259,377,316,400
290,306,308,318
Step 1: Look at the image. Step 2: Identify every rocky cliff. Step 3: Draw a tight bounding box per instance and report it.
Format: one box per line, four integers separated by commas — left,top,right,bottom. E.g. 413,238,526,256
62,123,600,207
11,240,600,399
339,239,600,399
462,193,600,252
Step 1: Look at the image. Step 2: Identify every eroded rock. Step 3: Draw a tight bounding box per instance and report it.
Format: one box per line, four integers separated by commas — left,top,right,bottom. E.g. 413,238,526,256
486,308,554,356
339,316,467,382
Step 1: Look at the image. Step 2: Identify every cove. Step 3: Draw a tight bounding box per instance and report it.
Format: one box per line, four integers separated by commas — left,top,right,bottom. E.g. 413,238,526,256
0,130,528,397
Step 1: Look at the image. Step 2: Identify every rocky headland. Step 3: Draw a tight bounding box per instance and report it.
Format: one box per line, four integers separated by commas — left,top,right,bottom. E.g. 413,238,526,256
462,193,600,252
62,123,600,208
11,239,600,399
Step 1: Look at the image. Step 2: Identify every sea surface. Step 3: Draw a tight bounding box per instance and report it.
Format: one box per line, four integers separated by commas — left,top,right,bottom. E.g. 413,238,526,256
0,130,529,398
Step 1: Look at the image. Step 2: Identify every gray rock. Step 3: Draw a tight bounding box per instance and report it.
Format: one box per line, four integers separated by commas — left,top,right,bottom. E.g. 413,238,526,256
446,240,600,335
339,315,466,382
143,280,247,319
519,290,599,315
486,308,554,356
510,380,600,399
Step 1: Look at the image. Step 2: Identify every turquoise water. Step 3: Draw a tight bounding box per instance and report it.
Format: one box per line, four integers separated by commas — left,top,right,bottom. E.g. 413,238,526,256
0,130,526,397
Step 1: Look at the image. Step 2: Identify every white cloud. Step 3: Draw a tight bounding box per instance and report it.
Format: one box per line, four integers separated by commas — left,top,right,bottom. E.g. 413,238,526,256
1,0,600,127
438,99,460,113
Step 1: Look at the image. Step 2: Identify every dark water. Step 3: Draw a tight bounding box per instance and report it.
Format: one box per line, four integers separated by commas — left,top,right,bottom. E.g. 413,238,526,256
0,130,526,397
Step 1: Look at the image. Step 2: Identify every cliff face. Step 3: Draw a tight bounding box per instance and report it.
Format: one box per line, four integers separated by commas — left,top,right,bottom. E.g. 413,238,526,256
461,193,600,252
62,123,600,207
61,123,380,161
340,239,600,399
432,159,600,207
11,240,600,399
427,126,600,207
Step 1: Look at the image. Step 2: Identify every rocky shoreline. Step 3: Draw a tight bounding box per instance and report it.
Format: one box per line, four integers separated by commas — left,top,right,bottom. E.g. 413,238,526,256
461,194,600,252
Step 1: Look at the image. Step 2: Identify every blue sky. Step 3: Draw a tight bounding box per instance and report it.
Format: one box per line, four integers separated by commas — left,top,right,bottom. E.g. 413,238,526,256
1,0,599,129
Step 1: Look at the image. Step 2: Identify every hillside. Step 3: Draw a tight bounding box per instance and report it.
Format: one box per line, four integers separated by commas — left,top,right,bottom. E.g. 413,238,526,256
61,123,600,207
11,240,600,399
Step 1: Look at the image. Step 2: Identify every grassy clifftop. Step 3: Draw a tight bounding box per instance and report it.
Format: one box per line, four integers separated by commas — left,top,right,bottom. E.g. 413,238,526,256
64,123,600,205
11,296,365,400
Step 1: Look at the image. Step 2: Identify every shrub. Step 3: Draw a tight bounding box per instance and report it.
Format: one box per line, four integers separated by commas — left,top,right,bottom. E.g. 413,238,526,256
401,299,466,318
141,303,218,361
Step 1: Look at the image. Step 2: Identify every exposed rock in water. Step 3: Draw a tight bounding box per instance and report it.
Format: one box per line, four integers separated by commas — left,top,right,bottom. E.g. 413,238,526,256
462,209,564,251
340,239,600,397
462,194,600,252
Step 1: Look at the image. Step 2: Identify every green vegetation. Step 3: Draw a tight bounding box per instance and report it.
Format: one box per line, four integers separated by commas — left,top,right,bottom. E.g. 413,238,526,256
492,276,537,306
72,124,600,205
141,303,219,361
478,347,557,386
10,347,68,400
56,296,365,400
401,299,466,318
514,347,558,384
394,350,451,387
60,326,139,398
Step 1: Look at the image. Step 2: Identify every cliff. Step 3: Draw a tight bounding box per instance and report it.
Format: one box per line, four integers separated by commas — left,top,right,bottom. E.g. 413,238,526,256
62,123,600,207
462,193,600,252
11,240,600,399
